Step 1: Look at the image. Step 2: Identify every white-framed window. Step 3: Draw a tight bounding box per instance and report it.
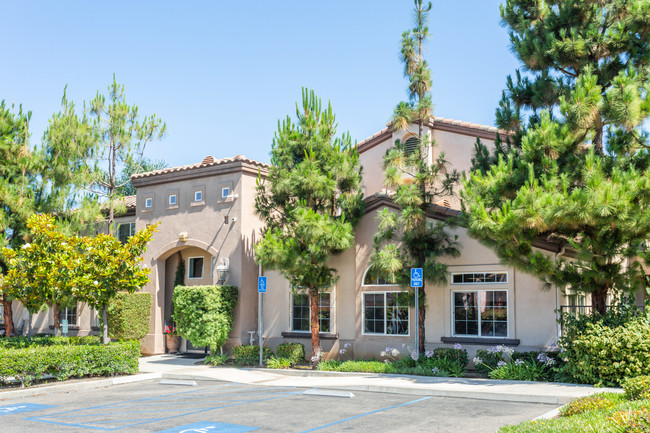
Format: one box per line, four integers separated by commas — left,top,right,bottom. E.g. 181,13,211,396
194,191,203,202
144,197,153,209
221,187,230,199
362,292,409,336
451,272,508,285
362,267,397,286
168,194,177,206
59,305,78,326
452,290,508,338
188,257,204,279
291,292,330,333
117,222,136,244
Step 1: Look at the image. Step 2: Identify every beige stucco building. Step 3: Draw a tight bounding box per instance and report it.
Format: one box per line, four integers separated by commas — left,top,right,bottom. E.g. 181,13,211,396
4,117,603,359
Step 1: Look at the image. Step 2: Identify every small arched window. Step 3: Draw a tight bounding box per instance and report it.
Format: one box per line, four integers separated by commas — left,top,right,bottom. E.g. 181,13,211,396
402,136,419,157
362,267,398,286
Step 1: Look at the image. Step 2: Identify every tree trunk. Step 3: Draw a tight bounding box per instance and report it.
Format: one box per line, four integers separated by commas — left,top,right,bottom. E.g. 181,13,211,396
2,294,14,337
26,313,32,338
591,287,608,316
418,291,426,354
309,288,321,369
52,303,61,336
102,308,109,344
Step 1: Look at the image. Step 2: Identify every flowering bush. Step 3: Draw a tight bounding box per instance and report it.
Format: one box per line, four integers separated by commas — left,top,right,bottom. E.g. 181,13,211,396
623,376,650,401
474,346,557,382
559,394,618,417
608,407,650,432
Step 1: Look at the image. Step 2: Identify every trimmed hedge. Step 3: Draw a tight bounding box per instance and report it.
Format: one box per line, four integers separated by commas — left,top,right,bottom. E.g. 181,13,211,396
275,342,305,366
0,335,100,349
0,340,140,386
232,345,273,365
107,292,152,340
173,285,238,352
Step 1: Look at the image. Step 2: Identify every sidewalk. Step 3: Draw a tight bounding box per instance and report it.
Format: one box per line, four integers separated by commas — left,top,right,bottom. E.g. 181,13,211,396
139,354,621,405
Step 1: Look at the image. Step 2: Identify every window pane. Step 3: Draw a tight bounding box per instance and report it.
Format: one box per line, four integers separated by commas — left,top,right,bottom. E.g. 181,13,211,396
452,274,462,284
292,294,309,332
364,294,385,334
319,293,330,333
386,293,408,335
454,292,478,336
478,291,507,337
189,258,204,278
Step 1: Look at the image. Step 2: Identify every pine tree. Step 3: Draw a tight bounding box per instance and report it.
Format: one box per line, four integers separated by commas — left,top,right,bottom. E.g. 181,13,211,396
464,0,650,314
371,0,460,354
255,89,363,366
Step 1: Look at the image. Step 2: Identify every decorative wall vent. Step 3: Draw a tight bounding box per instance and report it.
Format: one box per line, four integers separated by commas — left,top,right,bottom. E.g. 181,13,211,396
435,199,451,208
201,155,215,164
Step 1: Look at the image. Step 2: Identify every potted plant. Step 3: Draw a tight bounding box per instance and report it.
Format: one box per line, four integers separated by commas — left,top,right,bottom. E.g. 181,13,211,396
164,323,181,353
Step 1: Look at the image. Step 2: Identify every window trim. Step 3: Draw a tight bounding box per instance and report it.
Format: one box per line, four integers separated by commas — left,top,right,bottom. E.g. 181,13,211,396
361,267,399,286
451,289,509,339
59,305,78,326
361,291,410,337
187,256,204,280
450,271,508,285
290,291,331,333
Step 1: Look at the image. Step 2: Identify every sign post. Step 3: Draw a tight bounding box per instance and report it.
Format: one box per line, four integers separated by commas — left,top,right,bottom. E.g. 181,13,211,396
410,268,423,360
258,276,267,366
61,319,69,336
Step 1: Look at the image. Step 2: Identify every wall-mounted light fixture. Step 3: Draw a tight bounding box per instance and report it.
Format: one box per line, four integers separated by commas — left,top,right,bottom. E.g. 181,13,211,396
216,258,230,284
178,232,189,242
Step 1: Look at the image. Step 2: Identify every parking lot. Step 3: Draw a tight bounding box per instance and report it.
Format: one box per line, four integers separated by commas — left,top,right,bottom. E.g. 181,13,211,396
0,379,556,432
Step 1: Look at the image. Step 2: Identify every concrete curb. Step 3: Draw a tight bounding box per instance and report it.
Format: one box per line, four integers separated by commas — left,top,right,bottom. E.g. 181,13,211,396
158,371,606,405
0,372,161,400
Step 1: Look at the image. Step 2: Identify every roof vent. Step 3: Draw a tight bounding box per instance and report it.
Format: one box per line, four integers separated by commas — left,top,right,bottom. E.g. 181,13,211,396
201,155,215,164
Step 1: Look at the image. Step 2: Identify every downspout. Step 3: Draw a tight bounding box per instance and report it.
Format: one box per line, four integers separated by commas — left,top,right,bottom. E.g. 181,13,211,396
555,246,566,341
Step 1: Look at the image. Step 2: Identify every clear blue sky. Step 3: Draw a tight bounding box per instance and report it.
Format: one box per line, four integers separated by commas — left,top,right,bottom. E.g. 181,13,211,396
1,1,519,167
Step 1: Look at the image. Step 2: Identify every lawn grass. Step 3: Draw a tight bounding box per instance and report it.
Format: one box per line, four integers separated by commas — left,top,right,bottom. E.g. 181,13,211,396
499,392,650,432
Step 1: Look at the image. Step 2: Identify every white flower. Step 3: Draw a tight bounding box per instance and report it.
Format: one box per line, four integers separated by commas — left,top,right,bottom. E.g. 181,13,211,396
432,367,440,374
380,351,386,357
410,351,418,361
344,343,351,349
454,343,463,350
425,350,434,358
339,349,346,355
93,280,99,286
391,348,400,357
514,359,525,366
497,360,507,368
21,243,31,249
473,356,483,364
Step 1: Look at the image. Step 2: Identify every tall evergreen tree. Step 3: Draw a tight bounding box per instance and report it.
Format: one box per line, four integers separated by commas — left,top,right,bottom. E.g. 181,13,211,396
371,0,460,353
464,0,650,314
115,157,168,197
255,89,363,366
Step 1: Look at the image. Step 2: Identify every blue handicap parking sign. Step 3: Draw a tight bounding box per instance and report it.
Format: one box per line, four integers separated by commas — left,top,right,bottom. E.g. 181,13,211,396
157,421,258,433
258,276,267,293
410,268,423,288
0,403,56,415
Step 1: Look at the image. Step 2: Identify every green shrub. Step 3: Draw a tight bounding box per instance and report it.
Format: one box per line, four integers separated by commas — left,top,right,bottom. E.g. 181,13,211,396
107,292,152,340
608,407,650,432
0,335,101,349
316,360,342,371
0,340,140,386
231,345,273,365
205,353,228,366
267,357,292,369
431,347,469,367
473,348,506,374
172,285,238,352
488,359,551,382
623,376,650,401
560,315,650,386
275,343,305,366
559,394,618,417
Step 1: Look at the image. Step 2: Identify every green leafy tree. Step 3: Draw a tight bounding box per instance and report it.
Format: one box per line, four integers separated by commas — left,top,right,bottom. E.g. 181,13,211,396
115,157,167,197
255,89,363,366
1,214,156,342
0,102,34,337
51,76,165,235
371,0,460,353
463,0,650,314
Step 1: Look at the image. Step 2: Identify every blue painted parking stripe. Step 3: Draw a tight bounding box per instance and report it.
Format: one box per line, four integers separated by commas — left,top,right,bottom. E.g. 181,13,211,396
298,396,431,433
27,390,304,430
